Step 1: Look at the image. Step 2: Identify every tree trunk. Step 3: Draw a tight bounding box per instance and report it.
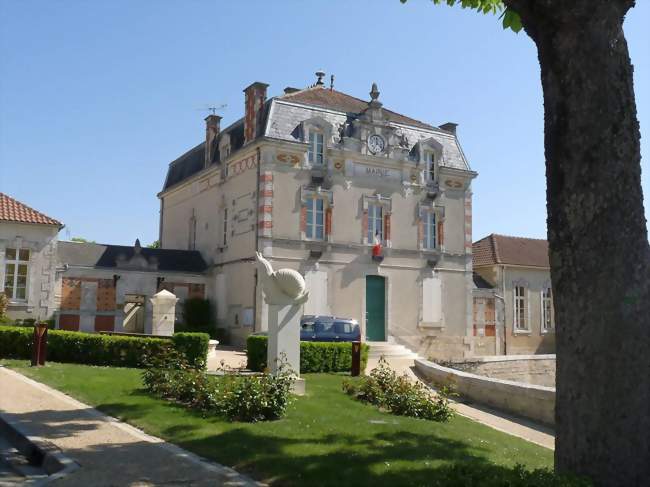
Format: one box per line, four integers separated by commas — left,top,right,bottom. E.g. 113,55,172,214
510,1,650,484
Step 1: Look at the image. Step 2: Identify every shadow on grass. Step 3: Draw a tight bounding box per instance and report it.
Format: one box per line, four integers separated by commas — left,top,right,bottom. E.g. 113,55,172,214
85,399,560,487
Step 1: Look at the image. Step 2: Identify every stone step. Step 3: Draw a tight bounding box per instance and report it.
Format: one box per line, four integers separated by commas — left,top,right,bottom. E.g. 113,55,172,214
366,341,421,359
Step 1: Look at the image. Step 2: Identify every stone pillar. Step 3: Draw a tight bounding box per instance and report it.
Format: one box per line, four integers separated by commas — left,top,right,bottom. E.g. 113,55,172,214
267,304,301,375
150,289,178,336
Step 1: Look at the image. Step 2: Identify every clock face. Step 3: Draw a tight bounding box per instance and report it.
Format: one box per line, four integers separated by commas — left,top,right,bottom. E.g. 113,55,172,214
367,134,385,154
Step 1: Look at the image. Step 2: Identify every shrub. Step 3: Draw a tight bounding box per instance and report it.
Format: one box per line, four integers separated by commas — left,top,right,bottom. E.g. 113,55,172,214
172,332,210,369
142,351,295,422
246,335,369,373
180,298,215,336
0,326,208,369
343,357,455,422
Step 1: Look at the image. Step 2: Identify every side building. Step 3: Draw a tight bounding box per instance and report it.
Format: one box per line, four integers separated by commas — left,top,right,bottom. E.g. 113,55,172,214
0,193,63,321
472,234,555,355
159,75,480,359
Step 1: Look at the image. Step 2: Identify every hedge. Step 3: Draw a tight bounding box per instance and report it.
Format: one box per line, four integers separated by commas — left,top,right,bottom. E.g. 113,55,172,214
246,335,369,373
172,332,210,369
0,326,209,369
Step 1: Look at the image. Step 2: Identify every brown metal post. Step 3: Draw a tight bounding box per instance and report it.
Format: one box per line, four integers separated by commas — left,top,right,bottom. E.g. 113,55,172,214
351,341,361,376
31,322,48,366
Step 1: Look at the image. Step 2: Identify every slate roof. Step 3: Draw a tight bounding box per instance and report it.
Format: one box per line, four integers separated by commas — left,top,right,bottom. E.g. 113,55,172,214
162,83,471,191
0,193,63,227
58,241,208,273
279,86,436,130
162,121,245,191
473,234,549,268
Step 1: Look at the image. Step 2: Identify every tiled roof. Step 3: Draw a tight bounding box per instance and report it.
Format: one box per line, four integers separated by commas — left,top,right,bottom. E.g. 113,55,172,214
473,234,549,268
0,193,62,227
279,86,436,130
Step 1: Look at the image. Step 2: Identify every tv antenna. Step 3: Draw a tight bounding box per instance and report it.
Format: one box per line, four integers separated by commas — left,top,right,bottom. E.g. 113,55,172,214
196,103,227,115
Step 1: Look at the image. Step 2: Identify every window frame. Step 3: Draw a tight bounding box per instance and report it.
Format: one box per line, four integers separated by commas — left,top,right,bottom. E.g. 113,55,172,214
423,151,436,182
4,246,30,302
305,196,326,241
222,207,229,247
541,287,554,333
513,284,529,332
422,210,437,250
308,131,324,166
367,202,384,244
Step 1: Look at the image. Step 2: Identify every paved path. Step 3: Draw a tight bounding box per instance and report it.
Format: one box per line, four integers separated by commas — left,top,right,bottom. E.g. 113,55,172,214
0,367,261,487
207,346,248,372
366,356,555,450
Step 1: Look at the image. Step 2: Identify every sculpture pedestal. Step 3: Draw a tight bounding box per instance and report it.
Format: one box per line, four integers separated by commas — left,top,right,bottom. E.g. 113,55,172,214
267,303,304,394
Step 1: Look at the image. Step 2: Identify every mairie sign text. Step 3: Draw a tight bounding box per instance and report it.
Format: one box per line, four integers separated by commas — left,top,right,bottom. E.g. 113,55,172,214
351,163,401,182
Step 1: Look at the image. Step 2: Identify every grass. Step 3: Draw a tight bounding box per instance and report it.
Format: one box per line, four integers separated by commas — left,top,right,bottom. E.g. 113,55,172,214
3,360,554,486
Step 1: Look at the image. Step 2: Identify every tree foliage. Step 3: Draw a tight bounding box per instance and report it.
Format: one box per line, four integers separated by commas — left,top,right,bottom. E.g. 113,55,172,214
400,0,522,32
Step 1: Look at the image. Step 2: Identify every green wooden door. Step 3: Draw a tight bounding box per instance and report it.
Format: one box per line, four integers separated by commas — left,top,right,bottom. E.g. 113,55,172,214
365,276,386,341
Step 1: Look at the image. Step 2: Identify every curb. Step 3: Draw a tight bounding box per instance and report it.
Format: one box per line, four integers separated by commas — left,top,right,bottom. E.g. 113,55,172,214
0,408,79,485
0,366,264,486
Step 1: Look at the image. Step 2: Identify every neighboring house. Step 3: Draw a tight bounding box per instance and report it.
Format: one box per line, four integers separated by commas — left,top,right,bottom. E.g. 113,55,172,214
159,74,479,358
54,240,208,333
0,193,63,321
472,234,555,355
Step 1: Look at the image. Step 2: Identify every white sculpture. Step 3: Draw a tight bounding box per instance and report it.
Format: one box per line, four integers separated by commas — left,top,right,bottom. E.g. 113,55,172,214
255,252,309,305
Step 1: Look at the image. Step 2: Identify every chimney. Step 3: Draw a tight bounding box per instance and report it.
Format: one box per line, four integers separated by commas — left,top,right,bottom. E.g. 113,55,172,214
440,122,458,135
284,86,300,95
243,81,269,145
204,114,221,168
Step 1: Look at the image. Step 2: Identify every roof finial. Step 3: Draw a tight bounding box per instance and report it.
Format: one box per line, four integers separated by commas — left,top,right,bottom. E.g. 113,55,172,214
370,82,380,101
315,71,325,86
134,238,141,254
330,74,335,90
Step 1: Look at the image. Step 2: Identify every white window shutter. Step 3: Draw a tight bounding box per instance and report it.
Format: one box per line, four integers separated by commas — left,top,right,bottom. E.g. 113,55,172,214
422,277,442,324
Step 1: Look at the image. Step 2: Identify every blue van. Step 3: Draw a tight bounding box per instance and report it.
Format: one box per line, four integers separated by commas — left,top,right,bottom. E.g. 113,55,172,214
300,315,361,342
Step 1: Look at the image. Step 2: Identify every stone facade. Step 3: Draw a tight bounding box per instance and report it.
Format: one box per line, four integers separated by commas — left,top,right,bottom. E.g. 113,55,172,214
0,222,61,321
159,77,480,356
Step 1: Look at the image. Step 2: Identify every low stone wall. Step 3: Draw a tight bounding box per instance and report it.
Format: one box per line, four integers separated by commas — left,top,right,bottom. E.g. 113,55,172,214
446,355,555,387
414,358,556,426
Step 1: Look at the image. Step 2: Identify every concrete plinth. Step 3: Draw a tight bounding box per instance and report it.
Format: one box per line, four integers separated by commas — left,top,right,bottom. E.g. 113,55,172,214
267,304,301,376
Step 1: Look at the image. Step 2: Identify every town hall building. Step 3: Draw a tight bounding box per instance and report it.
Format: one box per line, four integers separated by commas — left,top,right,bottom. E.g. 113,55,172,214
158,74,479,358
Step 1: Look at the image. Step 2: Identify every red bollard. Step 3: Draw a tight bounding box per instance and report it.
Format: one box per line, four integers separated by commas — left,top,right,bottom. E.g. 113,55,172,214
351,341,361,377
31,322,48,366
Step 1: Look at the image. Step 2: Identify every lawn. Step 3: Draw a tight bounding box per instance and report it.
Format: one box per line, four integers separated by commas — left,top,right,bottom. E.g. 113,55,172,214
3,360,554,486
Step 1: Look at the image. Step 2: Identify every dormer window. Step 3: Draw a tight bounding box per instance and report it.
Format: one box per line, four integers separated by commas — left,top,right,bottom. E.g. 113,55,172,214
308,131,324,166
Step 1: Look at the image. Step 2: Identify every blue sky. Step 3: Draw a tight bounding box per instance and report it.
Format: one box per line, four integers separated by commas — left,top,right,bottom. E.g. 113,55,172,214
1,0,648,246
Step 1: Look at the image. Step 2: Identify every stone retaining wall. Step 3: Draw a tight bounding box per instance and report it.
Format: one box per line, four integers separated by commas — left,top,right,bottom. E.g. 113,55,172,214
446,355,555,387
414,358,555,426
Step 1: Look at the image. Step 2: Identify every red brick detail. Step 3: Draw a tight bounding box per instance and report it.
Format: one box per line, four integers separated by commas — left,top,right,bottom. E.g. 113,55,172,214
96,279,116,311
94,315,115,332
259,173,273,182
258,221,273,229
485,324,496,337
258,205,273,213
61,278,81,310
325,207,332,236
300,206,307,232
437,220,445,247
260,190,273,198
59,314,80,331
384,214,391,242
